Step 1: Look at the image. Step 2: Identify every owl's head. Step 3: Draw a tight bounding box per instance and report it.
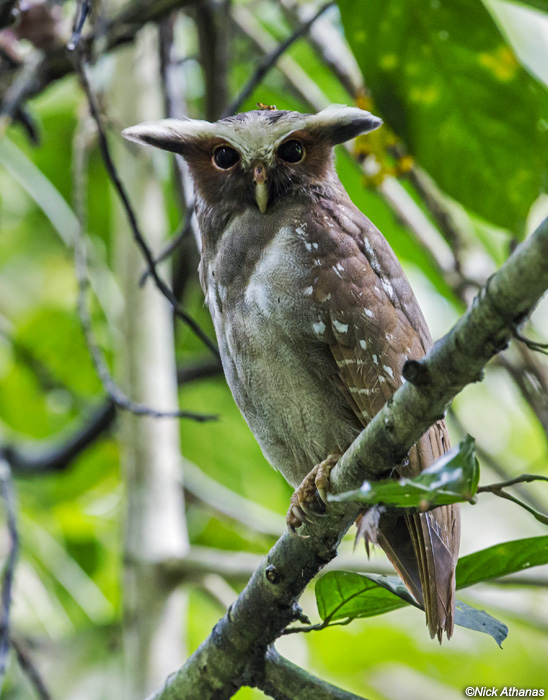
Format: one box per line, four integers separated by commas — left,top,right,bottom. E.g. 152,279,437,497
122,105,381,215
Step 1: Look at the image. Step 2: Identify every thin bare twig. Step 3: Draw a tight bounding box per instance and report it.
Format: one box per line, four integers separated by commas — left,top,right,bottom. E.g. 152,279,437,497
139,211,194,287
158,15,203,301
222,1,336,118
1,358,223,477
477,474,548,526
477,474,548,492
282,617,353,636
72,98,216,422
448,407,548,512
486,490,548,526
515,331,548,357
11,637,53,700
68,0,92,51
195,0,231,120
74,51,220,359
0,460,19,693
279,0,363,98
0,0,199,127
496,350,548,439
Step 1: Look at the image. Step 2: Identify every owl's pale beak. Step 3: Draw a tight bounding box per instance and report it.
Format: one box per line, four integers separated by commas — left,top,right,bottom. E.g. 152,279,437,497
253,163,269,214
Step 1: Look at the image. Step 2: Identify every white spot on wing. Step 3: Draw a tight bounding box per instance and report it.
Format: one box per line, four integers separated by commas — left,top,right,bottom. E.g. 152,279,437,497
383,365,394,378
381,277,395,300
372,354,379,365
359,339,367,350
333,320,349,334
313,321,326,335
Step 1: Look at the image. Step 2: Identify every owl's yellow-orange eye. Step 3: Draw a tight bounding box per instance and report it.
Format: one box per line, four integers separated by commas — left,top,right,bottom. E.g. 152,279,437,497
213,146,240,169
277,140,304,163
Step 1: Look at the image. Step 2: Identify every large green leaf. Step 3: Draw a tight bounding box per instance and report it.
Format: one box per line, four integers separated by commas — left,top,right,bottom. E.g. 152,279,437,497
330,435,479,508
316,535,548,643
456,535,548,588
316,571,508,645
338,0,548,233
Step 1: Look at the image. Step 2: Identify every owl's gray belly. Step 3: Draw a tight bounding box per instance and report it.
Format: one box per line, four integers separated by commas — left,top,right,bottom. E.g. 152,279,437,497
210,284,361,488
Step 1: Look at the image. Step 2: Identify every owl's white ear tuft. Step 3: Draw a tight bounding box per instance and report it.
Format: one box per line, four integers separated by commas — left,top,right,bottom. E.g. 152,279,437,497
306,105,382,145
122,118,217,155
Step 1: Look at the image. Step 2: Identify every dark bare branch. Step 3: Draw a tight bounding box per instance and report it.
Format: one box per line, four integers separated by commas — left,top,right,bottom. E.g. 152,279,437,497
256,647,368,700
0,0,199,119
11,637,53,700
0,461,19,693
222,1,336,118
74,53,219,360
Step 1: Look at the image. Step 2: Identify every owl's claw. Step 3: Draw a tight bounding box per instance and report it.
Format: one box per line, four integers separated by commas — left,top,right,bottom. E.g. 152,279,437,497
292,505,312,525
286,453,341,534
317,487,328,505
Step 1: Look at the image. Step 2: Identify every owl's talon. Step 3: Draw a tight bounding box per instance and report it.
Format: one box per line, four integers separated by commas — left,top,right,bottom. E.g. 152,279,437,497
286,453,341,532
317,487,328,505
293,505,311,525
300,502,320,519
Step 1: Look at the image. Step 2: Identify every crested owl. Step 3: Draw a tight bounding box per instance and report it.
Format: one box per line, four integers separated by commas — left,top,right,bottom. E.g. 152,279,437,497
123,105,460,640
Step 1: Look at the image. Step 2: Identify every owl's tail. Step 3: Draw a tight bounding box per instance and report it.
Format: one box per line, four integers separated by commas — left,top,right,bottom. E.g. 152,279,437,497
377,504,460,641
367,422,461,641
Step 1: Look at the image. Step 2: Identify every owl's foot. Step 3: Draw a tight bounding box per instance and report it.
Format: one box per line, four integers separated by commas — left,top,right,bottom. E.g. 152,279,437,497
286,453,341,534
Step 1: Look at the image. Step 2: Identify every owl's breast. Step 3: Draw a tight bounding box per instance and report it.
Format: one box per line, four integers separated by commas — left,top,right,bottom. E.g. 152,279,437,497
204,220,360,486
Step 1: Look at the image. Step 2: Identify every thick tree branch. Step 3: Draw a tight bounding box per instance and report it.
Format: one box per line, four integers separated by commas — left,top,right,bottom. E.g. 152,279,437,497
146,217,548,699
256,647,367,700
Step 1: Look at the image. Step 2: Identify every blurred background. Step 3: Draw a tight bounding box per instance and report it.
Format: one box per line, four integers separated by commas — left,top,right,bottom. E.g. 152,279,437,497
0,0,548,698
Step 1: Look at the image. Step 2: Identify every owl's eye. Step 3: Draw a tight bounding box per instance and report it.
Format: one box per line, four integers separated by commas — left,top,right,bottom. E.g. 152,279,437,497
277,140,304,163
213,146,240,169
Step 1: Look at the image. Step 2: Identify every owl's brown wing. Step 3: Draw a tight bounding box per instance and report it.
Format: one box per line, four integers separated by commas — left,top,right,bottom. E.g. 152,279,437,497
305,195,460,640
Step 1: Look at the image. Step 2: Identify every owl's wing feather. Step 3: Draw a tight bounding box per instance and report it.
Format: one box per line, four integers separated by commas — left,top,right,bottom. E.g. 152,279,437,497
305,196,460,640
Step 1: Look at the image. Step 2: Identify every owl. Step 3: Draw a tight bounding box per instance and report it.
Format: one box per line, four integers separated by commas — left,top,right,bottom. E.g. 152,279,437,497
123,105,461,640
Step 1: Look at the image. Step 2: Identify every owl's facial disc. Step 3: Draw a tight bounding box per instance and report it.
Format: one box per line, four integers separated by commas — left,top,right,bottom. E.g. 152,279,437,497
253,163,269,214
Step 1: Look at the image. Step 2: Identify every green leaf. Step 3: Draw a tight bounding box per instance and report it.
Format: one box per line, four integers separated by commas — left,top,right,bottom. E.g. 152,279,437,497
456,535,548,588
316,535,548,643
512,0,548,12
453,599,508,647
362,573,508,646
330,435,479,508
338,0,548,233
315,571,409,622
316,571,508,645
